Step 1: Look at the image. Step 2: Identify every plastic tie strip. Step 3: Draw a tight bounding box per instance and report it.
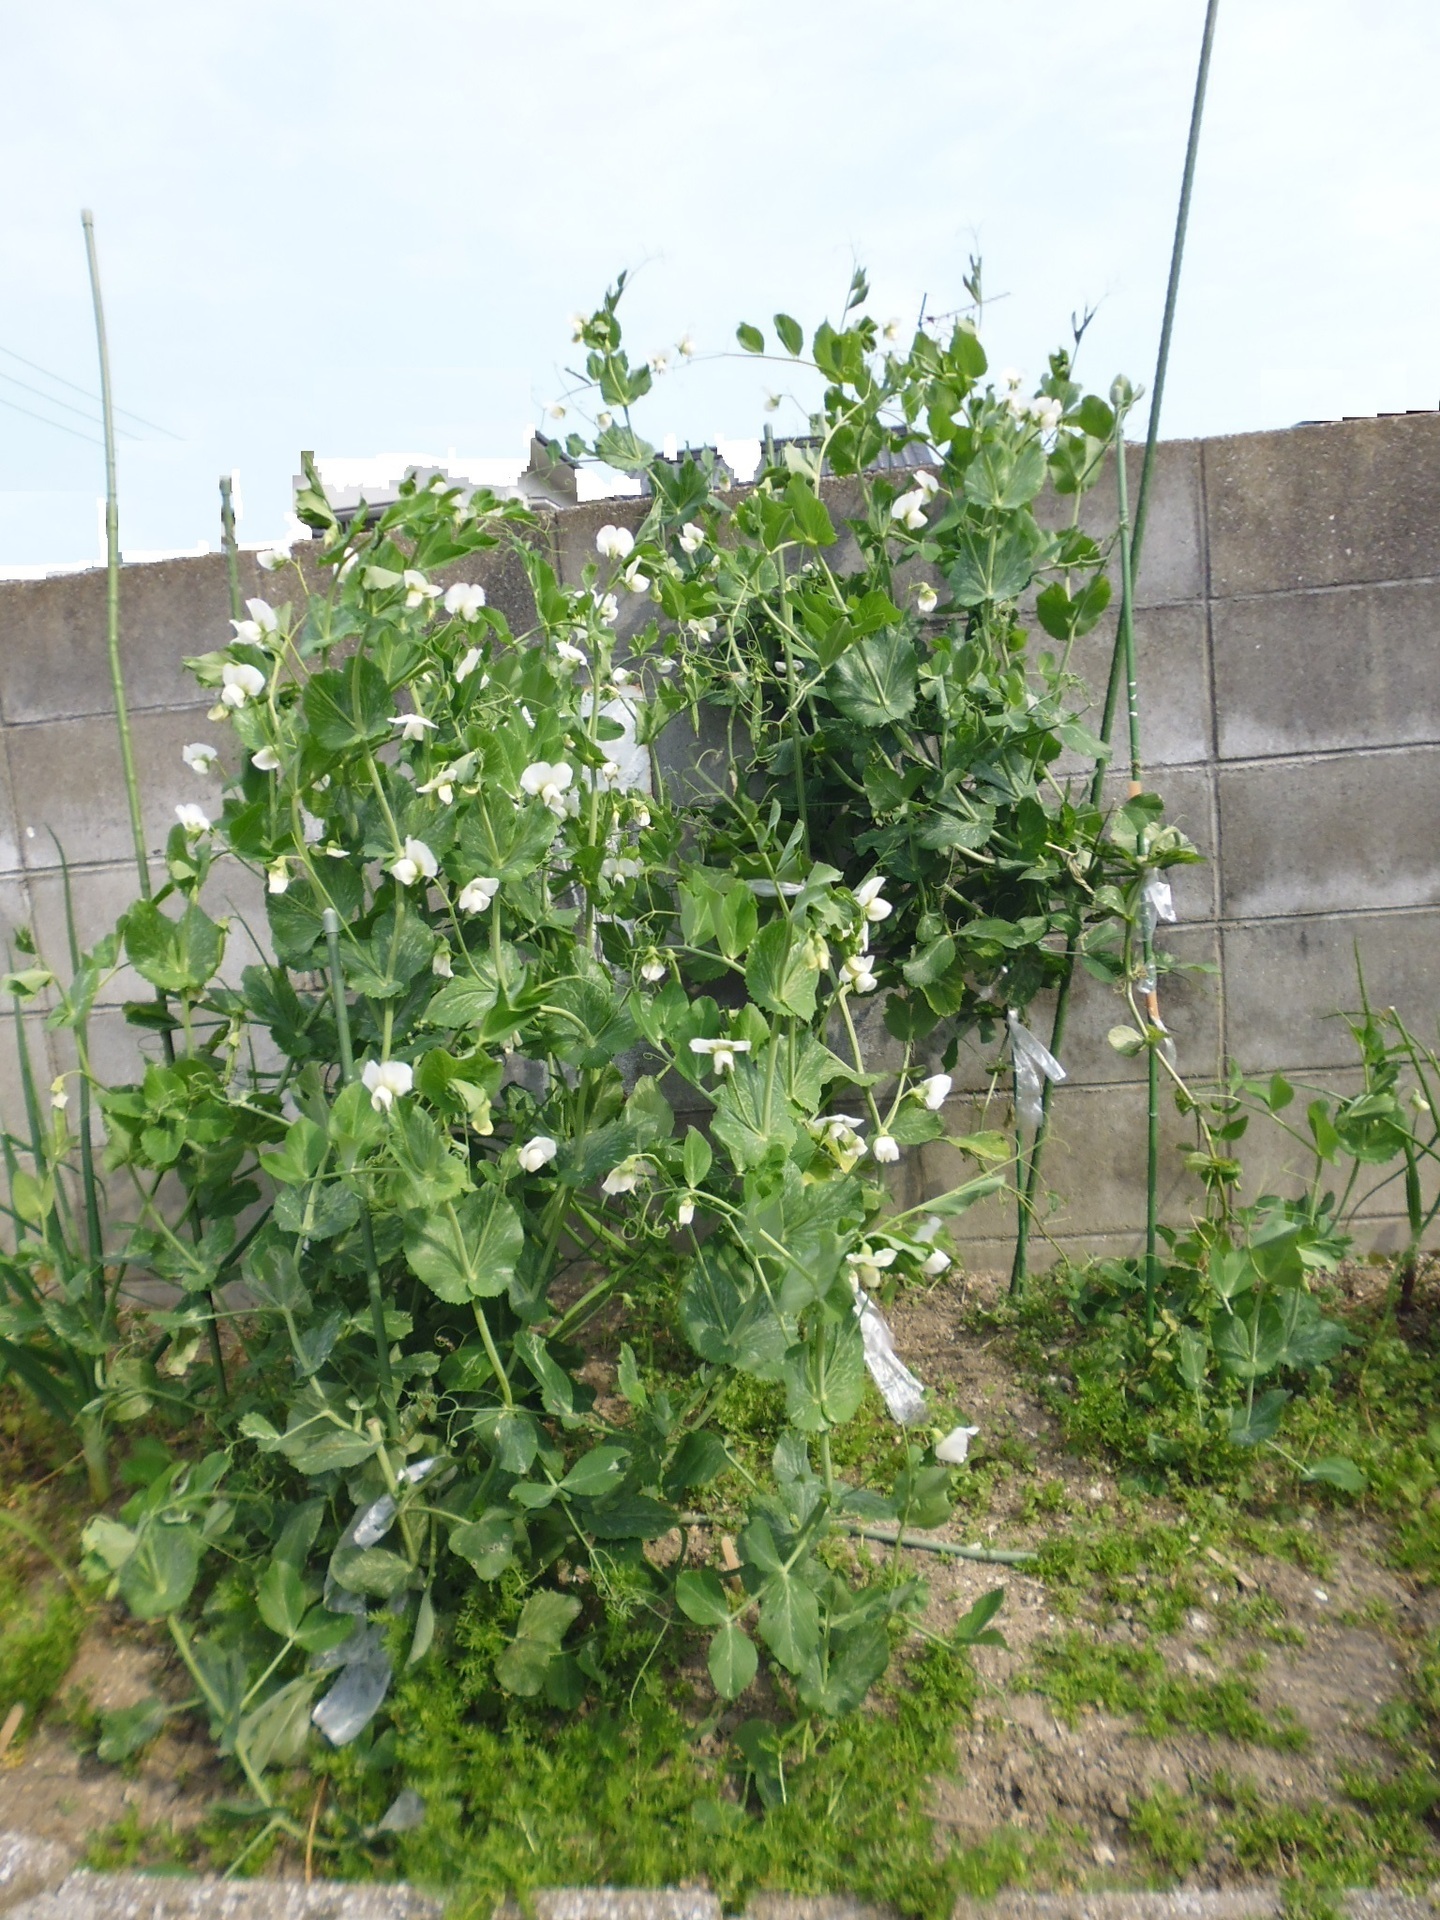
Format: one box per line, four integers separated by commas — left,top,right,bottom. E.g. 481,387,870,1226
852,1284,927,1426
1007,1011,1066,1129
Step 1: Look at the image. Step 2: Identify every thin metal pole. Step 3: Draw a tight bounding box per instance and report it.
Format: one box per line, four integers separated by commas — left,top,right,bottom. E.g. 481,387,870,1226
1010,0,1220,1293
80,211,150,899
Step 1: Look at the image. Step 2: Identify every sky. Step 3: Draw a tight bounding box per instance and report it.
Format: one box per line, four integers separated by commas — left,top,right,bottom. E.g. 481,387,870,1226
1,0,1437,570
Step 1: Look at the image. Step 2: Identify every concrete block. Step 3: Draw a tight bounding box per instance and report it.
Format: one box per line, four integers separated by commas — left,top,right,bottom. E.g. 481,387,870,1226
0,1832,73,1915
1064,600,1212,771
1217,746,1440,919
7,1869,445,1920
1205,414,1440,597
915,1080,1206,1243
1213,578,1440,759
1222,908,1440,1073
745,1899,896,1920
952,1890,1440,1920
0,744,27,876
1034,440,1205,609
501,1897,721,1920
6,706,217,874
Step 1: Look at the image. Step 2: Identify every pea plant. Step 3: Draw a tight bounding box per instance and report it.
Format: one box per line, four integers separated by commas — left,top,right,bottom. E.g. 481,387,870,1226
1,269,1178,1827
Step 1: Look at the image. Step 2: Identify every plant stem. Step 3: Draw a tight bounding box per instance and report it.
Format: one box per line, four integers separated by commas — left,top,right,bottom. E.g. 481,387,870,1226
81,212,149,899
323,907,396,1424
219,474,243,620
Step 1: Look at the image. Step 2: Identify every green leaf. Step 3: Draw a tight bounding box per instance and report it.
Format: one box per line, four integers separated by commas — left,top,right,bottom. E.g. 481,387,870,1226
587,1493,677,1540
1228,1387,1289,1447
774,313,803,356
97,1698,171,1764
560,1445,630,1497
472,1406,541,1476
952,1586,1007,1647
1302,1455,1366,1493
757,1571,821,1674
782,1317,867,1432
1213,1302,1287,1381
826,633,918,727
675,1567,730,1628
745,922,819,1021
118,1522,202,1620
450,1511,518,1581
303,654,391,751
595,423,656,474
798,1619,889,1716
963,439,1048,510
1035,573,1112,641
682,1127,713,1188
495,1590,582,1697
238,1674,318,1771
919,1171,1008,1217
736,322,765,354
459,792,557,882
403,1188,523,1303
124,901,224,996
947,527,1036,607
783,476,835,548
708,1620,758,1699
256,1557,307,1639
331,1546,412,1598
679,1246,791,1380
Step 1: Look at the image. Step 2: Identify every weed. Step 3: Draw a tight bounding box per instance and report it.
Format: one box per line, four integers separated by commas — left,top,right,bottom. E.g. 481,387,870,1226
1027,1632,1306,1748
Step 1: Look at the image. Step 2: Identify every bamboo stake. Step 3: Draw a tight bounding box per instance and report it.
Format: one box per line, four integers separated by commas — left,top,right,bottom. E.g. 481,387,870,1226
1010,0,1221,1292
219,474,243,620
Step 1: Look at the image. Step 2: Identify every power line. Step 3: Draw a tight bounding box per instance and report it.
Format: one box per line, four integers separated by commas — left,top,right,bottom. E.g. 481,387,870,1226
0,342,180,439
0,368,137,438
0,392,103,445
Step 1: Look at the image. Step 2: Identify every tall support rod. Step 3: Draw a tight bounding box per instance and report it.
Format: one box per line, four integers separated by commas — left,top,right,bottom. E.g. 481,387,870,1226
81,211,150,899
220,475,243,620
1010,0,1220,1293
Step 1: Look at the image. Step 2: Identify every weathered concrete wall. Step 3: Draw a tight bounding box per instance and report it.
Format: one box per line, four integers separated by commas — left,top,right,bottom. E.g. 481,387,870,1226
0,414,1436,1266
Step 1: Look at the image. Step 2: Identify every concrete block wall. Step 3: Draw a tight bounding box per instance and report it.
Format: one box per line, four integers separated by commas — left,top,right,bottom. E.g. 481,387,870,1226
0,413,1435,1267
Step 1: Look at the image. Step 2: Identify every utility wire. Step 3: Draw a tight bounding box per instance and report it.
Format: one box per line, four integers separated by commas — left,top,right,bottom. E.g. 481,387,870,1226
0,368,138,438
0,392,103,445
0,341,180,440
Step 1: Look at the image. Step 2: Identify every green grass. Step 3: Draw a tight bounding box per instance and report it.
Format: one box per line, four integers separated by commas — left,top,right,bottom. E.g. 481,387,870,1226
1026,1630,1306,1748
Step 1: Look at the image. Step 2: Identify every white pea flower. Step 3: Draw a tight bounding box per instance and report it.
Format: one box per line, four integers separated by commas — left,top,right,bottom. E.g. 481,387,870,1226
520,760,575,816
842,954,879,995
545,400,567,420
638,952,668,984
594,592,620,626
764,392,781,412
391,712,438,742
890,488,930,532
251,746,281,772
921,1248,952,1278
230,618,267,646
220,661,267,708
819,1114,868,1160
687,615,718,641
600,759,621,784
677,333,697,359
50,1075,69,1112
432,947,453,979
174,803,210,836
554,640,587,670
854,874,893,922
389,837,439,887
182,742,218,774
596,525,635,561
597,411,614,430
444,582,487,619
455,646,484,684
362,1058,413,1113
601,1156,653,1196
402,569,442,610
872,1134,901,1164
416,770,455,805
915,582,939,615
458,876,500,914
520,704,535,729
620,560,650,595
677,1195,696,1226
883,317,901,342
678,522,705,555
266,857,290,895
611,665,635,688
999,367,1024,390
689,1036,751,1075
846,1242,897,1290
936,1424,979,1464
911,470,939,501
518,1135,558,1172
631,803,651,828
601,855,643,882
569,312,588,342
257,548,289,572
918,1073,953,1110
648,351,670,376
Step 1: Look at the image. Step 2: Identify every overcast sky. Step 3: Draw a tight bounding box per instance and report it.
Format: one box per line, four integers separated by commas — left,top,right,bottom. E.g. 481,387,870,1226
1,0,1436,568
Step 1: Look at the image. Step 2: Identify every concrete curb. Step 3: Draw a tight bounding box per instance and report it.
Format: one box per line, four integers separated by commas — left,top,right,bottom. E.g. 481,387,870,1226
2,1840,1438,1920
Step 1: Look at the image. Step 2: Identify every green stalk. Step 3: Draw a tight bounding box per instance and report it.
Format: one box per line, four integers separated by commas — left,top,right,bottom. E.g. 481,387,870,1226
54,841,104,1285
219,474,243,620
81,212,149,899
1009,2,1219,1291
323,908,396,1423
